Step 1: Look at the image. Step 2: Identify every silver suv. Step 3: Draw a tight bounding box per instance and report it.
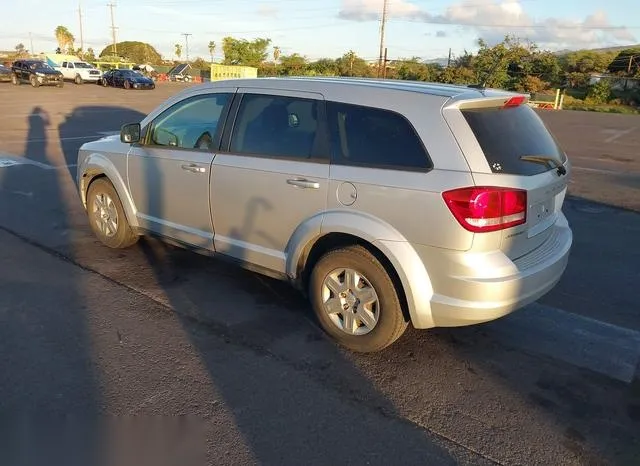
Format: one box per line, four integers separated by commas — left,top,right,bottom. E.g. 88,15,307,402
76,77,572,352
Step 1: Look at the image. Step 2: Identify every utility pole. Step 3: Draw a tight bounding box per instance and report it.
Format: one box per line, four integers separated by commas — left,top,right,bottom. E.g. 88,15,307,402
182,33,192,62
447,48,452,67
382,47,388,78
29,32,34,57
78,2,85,52
628,55,634,74
107,3,118,56
377,0,388,78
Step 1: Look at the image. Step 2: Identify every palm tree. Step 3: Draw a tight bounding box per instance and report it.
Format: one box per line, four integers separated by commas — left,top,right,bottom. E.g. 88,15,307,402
273,46,281,75
54,26,74,54
175,43,182,60
208,41,216,63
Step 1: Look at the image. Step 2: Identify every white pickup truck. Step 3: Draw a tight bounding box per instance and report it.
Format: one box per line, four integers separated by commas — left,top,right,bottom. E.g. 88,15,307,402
57,60,102,84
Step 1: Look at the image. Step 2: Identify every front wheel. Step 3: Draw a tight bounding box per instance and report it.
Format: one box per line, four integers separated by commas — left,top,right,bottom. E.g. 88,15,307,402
124,80,131,89
86,178,139,249
309,246,408,352
101,78,108,87
74,75,83,85
11,74,20,85
30,76,39,87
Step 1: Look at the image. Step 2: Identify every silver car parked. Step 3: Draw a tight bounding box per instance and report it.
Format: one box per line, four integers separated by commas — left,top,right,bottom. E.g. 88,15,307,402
76,77,572,352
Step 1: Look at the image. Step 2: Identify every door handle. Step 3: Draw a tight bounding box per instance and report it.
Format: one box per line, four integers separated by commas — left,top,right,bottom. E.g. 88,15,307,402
287,178,320,189
181,163,206,173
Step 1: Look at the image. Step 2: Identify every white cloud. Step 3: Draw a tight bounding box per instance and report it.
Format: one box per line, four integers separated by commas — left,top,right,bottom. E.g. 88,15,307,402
338,0,420,21
338,0,636,49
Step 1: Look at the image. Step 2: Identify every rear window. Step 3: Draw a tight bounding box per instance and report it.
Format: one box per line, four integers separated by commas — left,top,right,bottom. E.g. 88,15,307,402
462,104,566,175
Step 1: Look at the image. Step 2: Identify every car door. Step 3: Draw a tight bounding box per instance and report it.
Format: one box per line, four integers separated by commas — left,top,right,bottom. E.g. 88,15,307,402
210,89,330,274
127,89,235,249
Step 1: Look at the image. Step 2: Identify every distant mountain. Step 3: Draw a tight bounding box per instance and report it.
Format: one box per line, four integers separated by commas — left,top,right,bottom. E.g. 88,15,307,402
554,44,640,56
424,57,450,66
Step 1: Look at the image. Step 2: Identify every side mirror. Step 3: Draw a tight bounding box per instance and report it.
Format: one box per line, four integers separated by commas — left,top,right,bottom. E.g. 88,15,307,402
120,123,141,144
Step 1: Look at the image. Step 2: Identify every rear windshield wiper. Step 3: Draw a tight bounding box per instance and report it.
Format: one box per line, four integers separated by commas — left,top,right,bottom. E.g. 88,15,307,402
519,155,567,176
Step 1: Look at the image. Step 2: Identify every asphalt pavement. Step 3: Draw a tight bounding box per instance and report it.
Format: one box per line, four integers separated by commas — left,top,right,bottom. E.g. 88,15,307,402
0,83,639,465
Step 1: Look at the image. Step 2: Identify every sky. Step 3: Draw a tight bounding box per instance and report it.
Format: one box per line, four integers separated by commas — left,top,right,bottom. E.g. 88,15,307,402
1,0,638,62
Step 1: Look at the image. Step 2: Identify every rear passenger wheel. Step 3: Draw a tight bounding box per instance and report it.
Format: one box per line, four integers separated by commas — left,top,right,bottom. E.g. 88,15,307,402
86,178,138,249
309,246,408,352
11,74,20,85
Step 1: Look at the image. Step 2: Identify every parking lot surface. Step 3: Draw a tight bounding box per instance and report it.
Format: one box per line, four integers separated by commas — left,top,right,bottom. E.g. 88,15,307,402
0,83,639,465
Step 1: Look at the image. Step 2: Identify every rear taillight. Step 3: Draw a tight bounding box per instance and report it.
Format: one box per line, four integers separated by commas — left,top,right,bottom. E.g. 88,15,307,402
442,187,527,233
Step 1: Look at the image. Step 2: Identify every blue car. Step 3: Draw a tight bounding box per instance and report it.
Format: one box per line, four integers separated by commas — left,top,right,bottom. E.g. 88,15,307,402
100,69,155,90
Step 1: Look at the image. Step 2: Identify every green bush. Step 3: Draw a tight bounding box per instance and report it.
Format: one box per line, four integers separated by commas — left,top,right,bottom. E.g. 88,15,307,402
586,80,613,104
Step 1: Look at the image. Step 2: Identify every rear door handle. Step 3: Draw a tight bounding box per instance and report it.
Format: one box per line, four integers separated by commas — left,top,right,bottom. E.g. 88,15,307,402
181,163,206,173
287,178,320,189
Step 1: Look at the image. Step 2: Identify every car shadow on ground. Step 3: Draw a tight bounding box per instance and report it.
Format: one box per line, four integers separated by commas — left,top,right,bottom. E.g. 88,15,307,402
128,150,640,463
131,154,469,464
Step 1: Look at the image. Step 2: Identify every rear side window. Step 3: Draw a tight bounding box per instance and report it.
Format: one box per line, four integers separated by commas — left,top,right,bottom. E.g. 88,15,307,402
327,101,431,171
462,104,566,175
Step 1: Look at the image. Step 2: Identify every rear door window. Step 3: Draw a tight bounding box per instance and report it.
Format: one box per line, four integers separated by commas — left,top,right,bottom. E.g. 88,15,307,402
462,104,566,175
327,101,431,171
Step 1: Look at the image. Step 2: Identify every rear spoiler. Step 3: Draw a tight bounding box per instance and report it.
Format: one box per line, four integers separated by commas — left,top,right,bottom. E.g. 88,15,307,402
443,93,530,111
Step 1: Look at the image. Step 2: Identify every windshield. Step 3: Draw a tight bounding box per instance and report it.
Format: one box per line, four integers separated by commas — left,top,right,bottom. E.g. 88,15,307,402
120,70,141,76
462,104,567,176
29,62,53,70
74,62,93,68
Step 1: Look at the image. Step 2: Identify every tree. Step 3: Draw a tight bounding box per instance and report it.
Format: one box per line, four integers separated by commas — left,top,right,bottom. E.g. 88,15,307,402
83,48,96,62
222,37,271,67
279,53,307,76
99,42,163,64
335,50,371,77
273,46,281,63
192,57,209,70
586,79,613,104
395,58,437,82
54,26,74,54
208,41,216,63
561,49,616,88
308,58,338,76
607,48,640,76
14,43,27,57
175,43,182,60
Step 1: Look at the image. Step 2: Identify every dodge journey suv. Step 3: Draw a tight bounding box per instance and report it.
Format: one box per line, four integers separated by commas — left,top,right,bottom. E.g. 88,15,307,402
76,77,572,352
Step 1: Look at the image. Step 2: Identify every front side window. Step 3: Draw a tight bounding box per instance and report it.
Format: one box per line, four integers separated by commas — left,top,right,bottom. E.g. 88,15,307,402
149,93,231,151
327,102,431,170
230,94,321,159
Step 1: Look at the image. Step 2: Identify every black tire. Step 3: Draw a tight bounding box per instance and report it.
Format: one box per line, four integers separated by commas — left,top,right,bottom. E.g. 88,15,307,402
86,178,139,249
11,73,20,85
30,75,39,87
101,78,108,87
57,80,64,88
309,246,408,352
75,75,83,85
124,80,130,89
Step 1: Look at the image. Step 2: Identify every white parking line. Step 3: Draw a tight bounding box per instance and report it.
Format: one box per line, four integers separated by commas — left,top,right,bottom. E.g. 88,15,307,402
0,154,76,171
484,302,640,383
603,127,635,144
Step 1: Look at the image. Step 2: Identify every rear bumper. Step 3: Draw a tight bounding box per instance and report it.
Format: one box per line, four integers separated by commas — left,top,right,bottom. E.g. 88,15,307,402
413,214,572,328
